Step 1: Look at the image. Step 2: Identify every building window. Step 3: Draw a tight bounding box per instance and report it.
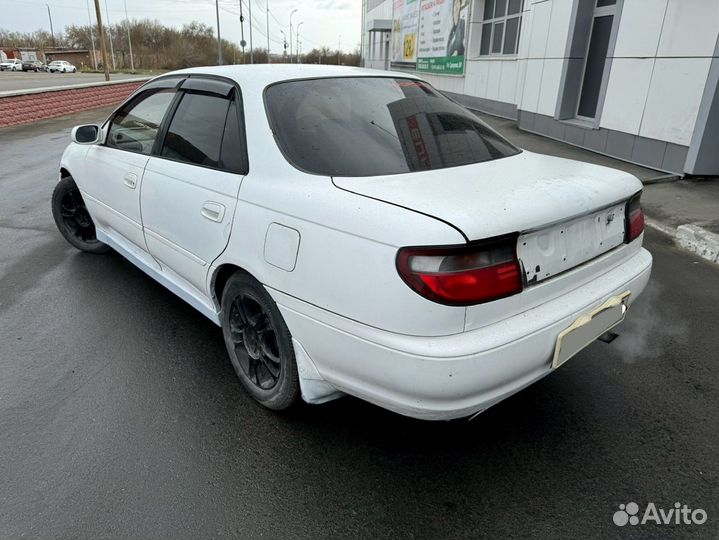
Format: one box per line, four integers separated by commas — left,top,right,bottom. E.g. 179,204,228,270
576,0,617,119
479,0,523,56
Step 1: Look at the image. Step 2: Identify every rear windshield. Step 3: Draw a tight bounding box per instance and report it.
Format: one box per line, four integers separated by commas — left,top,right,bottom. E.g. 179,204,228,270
264,77,519,177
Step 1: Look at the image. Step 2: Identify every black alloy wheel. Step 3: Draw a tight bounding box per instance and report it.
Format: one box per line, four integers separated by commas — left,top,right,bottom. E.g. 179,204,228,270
51,176,110,254
220,272,299,410
228,293,282,390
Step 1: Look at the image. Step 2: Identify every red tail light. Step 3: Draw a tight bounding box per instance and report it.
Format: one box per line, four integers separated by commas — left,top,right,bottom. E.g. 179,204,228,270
625,192,645,243
396,235,523,306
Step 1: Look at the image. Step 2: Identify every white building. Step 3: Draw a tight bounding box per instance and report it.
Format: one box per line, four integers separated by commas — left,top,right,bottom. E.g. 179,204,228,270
360,0,719,176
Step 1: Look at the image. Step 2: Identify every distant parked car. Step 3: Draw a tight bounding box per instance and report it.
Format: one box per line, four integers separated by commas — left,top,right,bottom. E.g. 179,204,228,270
22,60,47,72
0,58,23,71
48,60,77,73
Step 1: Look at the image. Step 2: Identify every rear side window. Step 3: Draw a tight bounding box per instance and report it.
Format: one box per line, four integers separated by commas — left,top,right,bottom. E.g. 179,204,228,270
219,100,245,173
161,92,230,169
264,77,520,177
107,89,176,155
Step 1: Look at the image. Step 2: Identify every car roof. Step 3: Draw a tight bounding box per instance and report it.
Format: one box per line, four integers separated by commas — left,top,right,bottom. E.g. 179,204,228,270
164,64,422,94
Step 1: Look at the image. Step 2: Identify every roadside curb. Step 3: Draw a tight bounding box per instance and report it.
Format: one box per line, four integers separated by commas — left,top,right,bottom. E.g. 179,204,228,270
645,218,719,264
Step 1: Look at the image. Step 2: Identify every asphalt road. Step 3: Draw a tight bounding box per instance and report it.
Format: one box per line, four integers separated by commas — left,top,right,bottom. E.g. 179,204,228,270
0,71,150,93
1,110,717,539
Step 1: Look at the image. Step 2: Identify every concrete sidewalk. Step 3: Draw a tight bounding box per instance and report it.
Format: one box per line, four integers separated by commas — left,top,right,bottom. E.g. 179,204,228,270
476,111,719,263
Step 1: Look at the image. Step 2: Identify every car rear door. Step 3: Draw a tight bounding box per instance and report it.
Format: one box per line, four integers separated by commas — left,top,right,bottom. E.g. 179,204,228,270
140,77,247,296
81,78,181,255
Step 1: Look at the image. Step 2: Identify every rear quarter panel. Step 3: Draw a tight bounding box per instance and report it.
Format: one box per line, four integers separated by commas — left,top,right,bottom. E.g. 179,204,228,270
212,89,467,336
216,171,468,336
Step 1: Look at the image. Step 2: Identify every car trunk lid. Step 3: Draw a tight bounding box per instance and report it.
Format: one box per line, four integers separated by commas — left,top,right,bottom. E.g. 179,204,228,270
333,150,642,284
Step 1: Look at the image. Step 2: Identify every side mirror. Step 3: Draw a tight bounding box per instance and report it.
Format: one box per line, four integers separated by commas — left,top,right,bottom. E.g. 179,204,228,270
71,124,101,145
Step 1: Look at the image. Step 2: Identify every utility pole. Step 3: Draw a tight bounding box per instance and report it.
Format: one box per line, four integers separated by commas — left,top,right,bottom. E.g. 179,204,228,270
295,22,303,64
338,35,341,65
239,0,246,63
266,0,270,63
92,0,111,80
45,4,56,48
123,0,134,71
103,0,116,69
248,0,254,64
86,0,98,70
215,0,223,65
289,8,297,64
280,29,287,61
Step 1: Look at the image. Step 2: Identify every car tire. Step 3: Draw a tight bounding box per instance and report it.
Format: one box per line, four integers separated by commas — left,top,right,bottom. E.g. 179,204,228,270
220,272,300,411
51,176,110,254
72,68,77,73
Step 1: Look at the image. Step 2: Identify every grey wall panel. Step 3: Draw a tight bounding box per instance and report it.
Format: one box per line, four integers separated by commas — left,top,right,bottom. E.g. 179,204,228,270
663,143,690,174
605,130,636,161
632,137,668,170
565,124,587,146
548,118,567,140
519,110,536,131
583,128,608,153
534,114,551,136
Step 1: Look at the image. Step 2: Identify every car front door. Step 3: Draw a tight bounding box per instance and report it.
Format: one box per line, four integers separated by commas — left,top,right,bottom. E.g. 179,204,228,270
140,77,247,296
81,79,181,255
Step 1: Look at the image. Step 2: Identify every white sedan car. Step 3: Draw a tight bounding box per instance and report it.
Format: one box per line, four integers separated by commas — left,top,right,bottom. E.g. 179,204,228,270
48,60,77,73
52,65,651,420
0,58,23,71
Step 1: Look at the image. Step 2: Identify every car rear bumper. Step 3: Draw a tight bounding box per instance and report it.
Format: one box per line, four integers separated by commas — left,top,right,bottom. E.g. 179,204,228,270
271,247,652,420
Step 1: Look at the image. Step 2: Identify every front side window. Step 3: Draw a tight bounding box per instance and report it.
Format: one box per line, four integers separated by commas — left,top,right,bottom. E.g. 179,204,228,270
265,77,519,177
160,91,232,169
106,89,176,154
479,0,523,56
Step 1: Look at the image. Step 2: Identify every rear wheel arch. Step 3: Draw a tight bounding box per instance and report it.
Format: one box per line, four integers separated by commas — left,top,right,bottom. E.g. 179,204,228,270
212,263,260,310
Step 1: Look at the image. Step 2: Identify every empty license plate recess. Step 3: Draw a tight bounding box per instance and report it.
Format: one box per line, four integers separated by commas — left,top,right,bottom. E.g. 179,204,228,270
518,202,626,284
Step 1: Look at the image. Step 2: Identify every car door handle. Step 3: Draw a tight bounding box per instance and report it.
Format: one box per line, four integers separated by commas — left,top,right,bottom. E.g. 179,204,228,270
123,173,138,189
201,202,226,222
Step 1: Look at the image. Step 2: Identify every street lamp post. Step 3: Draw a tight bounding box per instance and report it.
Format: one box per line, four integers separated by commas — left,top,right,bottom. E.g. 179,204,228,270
45,4,56,48
123,0,134,71
103,0,116,70
295,22,303,64
248,0,254,64
266,0,270,62
280,29,287,60
215,0,223,65
289,8,297,64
